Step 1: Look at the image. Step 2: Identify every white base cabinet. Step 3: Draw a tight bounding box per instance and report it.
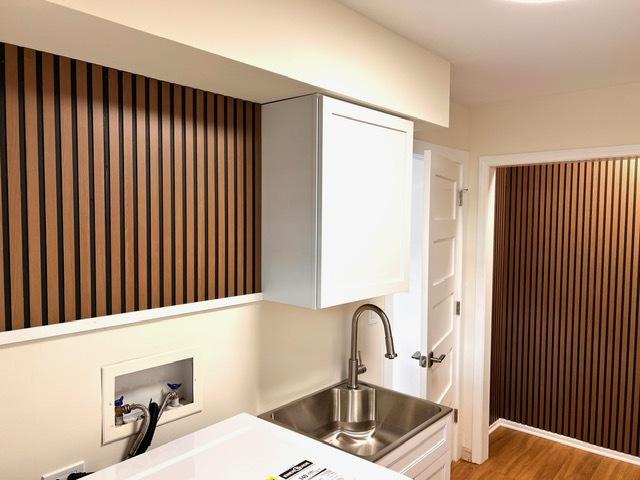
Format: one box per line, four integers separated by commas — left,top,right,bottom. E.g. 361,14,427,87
376,414,452,480
262,94,413,309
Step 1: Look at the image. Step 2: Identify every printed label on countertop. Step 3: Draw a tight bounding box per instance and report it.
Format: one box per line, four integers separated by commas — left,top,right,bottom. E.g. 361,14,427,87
268,459,345,480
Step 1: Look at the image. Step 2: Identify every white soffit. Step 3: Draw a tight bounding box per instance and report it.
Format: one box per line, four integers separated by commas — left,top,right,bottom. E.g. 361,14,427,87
2,0,451,125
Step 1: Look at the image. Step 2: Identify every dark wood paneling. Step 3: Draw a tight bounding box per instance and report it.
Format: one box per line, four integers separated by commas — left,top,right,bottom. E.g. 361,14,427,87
0,42,261,332
490,158,640,456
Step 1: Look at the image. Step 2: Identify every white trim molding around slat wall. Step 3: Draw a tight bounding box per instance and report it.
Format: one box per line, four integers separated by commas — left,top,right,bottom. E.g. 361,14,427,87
0,293,263,347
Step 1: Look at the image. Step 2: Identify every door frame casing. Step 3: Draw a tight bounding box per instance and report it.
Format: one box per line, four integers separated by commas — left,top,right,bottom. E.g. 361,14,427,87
473,144,640,464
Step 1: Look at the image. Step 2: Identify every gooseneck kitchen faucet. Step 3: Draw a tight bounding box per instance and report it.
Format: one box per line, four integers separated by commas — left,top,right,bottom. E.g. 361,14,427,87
347,304,397,389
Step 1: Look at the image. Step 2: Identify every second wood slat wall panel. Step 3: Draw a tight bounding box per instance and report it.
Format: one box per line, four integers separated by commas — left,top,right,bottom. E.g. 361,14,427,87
491,157,640,457
0,42,261,332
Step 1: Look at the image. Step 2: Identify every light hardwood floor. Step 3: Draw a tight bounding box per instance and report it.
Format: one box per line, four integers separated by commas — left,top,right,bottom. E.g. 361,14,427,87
452,427,640,479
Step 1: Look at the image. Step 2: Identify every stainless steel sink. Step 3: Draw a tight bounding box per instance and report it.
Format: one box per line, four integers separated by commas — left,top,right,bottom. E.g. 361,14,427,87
259,381,451,462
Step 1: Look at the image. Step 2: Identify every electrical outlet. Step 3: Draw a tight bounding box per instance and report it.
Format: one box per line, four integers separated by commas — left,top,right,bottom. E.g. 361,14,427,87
41,461,85,480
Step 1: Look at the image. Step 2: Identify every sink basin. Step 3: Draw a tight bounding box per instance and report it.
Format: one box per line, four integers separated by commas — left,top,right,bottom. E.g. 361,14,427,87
259,381,451,462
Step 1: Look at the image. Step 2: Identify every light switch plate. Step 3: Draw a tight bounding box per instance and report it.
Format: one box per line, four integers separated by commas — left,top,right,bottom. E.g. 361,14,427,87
42,461,85,480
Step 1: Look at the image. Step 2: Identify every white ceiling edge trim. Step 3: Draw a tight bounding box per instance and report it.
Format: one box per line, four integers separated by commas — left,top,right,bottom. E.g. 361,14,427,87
481,144,640,167
0,293,263,348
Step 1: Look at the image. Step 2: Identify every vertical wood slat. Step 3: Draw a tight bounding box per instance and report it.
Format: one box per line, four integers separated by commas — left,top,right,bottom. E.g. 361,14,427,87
148,78,160,309
206,93,216,299
160,81,172,307
217,95,227,299
173,85,184,305
245,104,254,297
491,158,640,457
254,104,262,292
76,61,91,320
0,41,261,333
107,68,121,315
91,65,106,318
184,87,194,304
236,98,245,295
0,44,8,331
123,72,135,313
227,97,236,298
135,75,148,311
5,45,25,329
24,48,43,327
196,90,205,301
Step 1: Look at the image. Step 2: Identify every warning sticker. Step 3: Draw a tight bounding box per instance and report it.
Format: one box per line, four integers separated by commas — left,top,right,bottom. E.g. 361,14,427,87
276,460,346,480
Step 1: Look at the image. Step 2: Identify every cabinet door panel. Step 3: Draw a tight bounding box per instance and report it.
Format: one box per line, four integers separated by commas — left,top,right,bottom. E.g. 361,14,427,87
412,453,451,480
320,97,412,307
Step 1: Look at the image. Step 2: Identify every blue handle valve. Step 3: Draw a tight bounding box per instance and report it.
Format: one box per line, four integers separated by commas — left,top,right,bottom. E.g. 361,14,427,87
167,383,182,391
114,395,124,407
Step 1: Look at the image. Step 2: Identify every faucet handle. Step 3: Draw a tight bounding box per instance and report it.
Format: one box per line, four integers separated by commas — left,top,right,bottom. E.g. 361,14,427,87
357,350,367,375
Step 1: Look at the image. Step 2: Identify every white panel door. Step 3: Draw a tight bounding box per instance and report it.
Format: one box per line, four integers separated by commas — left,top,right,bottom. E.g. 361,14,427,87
425,151,461,407
319,96,413,308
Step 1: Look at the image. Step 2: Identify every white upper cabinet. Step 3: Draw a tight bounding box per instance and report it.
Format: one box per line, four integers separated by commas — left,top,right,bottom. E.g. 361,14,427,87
262,95,413,309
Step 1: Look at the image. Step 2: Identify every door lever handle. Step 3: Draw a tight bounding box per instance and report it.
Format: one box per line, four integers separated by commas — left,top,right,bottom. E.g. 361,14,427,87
428,352,446,368
411,351,427,368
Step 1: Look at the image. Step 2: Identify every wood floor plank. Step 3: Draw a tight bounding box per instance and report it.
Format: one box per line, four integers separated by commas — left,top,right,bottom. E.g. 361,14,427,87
452,428,640,480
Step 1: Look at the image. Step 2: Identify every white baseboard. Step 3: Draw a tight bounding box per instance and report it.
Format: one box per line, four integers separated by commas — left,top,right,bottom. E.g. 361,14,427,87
490,418,640,467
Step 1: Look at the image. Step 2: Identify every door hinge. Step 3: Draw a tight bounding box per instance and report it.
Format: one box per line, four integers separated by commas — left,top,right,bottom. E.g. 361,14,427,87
453,408,459,423
455,301,461,315
457,188,468,207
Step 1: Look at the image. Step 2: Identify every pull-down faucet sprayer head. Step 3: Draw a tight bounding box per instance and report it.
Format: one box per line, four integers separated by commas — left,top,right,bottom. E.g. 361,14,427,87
384,336,398,360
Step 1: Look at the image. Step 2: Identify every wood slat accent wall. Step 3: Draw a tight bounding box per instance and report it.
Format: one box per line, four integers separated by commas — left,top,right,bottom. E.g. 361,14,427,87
0,42,261,332
490,157,640,456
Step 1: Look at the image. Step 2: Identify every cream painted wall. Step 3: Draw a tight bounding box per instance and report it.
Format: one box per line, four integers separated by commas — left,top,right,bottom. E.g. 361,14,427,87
470,81,640,155
415,102,471,151
0,300,387,480
42,0,450,125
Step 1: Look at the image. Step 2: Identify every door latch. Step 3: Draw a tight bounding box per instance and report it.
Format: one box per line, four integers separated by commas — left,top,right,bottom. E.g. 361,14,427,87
458,188,469,207
428,352,446,368
411,351,427,368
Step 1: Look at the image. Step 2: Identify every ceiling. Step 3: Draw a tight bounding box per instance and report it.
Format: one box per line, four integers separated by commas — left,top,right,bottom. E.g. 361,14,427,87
337,0,640,105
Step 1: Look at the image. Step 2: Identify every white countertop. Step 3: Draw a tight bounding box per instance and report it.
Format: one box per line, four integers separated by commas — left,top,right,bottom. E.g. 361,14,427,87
87,413,408,479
